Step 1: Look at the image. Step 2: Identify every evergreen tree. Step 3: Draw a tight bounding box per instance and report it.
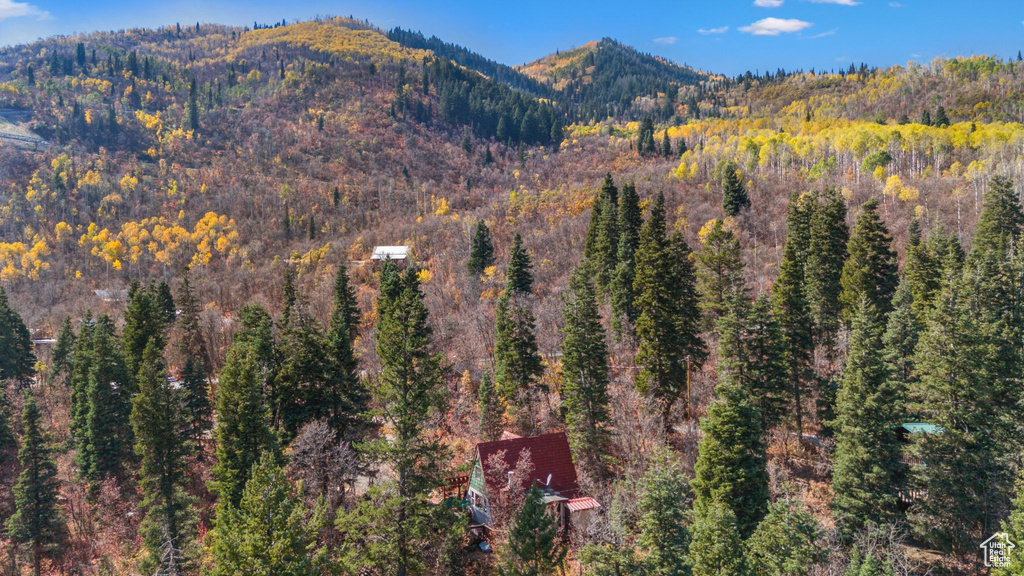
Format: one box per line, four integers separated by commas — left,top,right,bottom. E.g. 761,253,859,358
772,193,815,435
584,188,605,264
279,267,298,329
910,249,1008,552
933,106,949,127
610,180,642,333
804,187,849,346
175,272,212,445
497,486,567,576
467,220,495,277
637,117,657,156
973,175,1024,259
617,181,643,254
506,232,534,295
68,313,95,443
696,219,744,326
661,131,673,158
634,193,706,422
6,391,64,576
559,266,612,476
965,175,1024,459
995,467,1024,576
210,453,327,576
212,331,279,508
584,174,619,293
273,307,331,438
692,382,769,538
0,286,36,384
593,190,620,293
132,342,196,574
747,497,826,576
881,281,920,409
830,300,905,537
79,317,134,484
122,282,168,378
157,280,176,325
478,372,503,441
720,160,750,216
902,219,941,321
839,199,898,324
610,234,638,337
716,294,788,430
637,450,691,576
51,317,76,382
348,262,451,576
688,499,748,576
843,546,897,576
326,264,370,439
495,237,544,431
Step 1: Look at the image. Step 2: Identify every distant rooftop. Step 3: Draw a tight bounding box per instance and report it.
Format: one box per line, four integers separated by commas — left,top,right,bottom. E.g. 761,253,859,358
899,422,944,435
371,245,409,261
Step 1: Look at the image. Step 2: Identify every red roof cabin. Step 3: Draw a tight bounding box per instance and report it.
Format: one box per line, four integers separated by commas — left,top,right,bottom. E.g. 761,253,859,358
465,431,600,535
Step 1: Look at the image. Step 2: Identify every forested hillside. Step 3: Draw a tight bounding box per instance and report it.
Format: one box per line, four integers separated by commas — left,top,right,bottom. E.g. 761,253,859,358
1,14,1023,576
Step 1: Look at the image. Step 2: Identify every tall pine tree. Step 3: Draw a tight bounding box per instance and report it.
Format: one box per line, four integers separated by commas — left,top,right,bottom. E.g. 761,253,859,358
772,193,815,435
467,220,495,277
326,263,370,440
175,272,212,446
0,286,36,384
717,294,788,431
132,341,196,574
634,193,706,422
559,265,612,477
212,322,280,508
343,262,451,576
688,499,748,576
692,382,769,538
839,199,898,324
6,391,64,576
610,181,643,334
804,187,848,347
497,486,566,576
720,160,750,216
910,249,1006,552
79,316,134,484
696,218,744,327
495,235,544,433
637,450,691,576
122,281,169,378
210,453,326,576
830,299,905,537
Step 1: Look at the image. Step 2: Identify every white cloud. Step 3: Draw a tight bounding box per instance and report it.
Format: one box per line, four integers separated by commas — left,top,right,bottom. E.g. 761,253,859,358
653,36,677,45
739,18,812,36
0,0,49,22
697,26,729,35
754,0,784,7
810,29,837,38
889,2,904,7
810,0,861,5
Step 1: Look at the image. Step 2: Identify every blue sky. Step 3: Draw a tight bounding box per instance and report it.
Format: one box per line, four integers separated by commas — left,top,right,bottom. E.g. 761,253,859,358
1,0,1022,75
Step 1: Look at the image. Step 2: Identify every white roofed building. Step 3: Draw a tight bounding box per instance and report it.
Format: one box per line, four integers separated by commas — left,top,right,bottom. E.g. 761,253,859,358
370,245,410,262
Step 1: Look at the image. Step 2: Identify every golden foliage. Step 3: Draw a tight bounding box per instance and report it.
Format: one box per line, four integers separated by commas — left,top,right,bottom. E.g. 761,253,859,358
238,19,430,63
0,236,50,282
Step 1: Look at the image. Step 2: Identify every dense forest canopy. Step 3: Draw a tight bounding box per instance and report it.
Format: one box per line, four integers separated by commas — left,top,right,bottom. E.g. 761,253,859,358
0,13,1023,576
